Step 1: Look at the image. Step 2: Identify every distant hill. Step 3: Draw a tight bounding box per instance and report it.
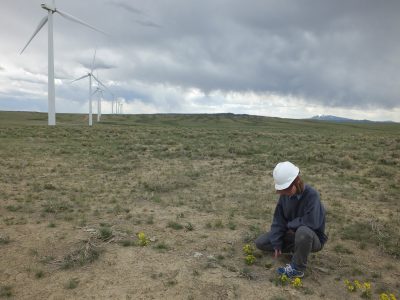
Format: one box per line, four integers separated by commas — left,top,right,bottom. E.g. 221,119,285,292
309,115,395,123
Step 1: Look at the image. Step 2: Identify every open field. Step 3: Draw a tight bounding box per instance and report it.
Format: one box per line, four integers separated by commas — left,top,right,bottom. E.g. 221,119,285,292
0,111,399,299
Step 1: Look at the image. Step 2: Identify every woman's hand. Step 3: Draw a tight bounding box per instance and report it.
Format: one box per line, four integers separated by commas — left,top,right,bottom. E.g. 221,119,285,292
274,248,282,258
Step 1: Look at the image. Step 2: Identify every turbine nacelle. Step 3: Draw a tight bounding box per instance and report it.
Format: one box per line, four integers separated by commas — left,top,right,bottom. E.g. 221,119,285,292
41,3,56,12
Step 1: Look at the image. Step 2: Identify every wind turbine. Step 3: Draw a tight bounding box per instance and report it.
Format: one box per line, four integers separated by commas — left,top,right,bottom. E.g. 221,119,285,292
111,93,116,114
71,51,108,126
20,0,106,126
92,86,104,122
115,99,120,114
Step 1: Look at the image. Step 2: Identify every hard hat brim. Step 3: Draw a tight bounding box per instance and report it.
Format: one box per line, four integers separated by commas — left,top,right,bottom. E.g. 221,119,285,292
274,174,299,190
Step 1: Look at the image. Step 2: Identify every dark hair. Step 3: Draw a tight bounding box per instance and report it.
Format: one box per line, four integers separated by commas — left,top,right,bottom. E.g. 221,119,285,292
277,176,304,194
293,176,305,194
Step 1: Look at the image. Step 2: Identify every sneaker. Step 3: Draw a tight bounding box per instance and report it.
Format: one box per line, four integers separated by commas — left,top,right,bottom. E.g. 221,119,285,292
277,263,304,278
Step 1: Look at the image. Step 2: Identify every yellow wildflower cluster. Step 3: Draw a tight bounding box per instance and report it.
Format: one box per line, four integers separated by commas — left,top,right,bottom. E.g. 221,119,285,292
344,279,356,292
243,244,254,255
291,277,303,288
380,293,397,300
245,254,256,265
344,279,371,298
279,274,289,285
243,244,256,265
275,274,303,288
137,232,149,246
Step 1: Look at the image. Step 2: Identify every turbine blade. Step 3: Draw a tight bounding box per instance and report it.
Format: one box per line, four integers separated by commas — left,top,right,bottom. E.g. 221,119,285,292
92,87,102,96
91,49,97,73
20,15,48,54
56,9,107,35
91,74,108,90
71,74,89,83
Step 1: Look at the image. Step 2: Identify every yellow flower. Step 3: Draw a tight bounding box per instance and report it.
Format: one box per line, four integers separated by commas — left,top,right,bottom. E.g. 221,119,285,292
137,232,149,246
380,293,390,300
280,274,289,283
292,277,303,288
245,254,256,265
389,294,397,300
354,280,361,289
243,244,253,255
344,279,350,285
347,284,355,292
364,282,371,292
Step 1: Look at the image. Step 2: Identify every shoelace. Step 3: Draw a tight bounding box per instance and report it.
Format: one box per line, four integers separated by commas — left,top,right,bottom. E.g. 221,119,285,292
283,264,294,273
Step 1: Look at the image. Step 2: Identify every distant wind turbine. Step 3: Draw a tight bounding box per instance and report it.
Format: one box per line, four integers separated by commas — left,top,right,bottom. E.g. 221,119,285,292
71,51,108,126
110,93,116,114
20,0,106,126
116,99,120,114
92,86,104,122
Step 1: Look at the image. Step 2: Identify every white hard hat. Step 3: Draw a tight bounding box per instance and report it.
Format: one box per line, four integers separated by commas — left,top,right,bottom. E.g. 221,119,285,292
273,161,300,190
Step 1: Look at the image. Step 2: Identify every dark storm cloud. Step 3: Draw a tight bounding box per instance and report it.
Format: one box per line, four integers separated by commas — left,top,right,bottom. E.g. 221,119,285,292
2,0,400,116
107,0,398,110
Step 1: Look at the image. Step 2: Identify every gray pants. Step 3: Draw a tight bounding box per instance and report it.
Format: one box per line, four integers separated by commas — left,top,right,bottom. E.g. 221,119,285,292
255,226,323,271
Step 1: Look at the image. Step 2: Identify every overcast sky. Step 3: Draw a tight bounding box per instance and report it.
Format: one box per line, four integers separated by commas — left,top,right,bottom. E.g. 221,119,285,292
1,0,399,121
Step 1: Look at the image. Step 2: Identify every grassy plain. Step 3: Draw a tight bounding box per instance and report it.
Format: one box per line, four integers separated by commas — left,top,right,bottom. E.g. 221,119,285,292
0,111,399,299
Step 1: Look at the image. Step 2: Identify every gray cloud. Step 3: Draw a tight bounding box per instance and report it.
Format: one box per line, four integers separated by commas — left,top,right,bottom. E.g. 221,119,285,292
79,60,117,71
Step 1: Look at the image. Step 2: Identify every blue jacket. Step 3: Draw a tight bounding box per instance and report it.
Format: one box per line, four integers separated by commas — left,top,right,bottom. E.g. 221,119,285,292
269,184,328,250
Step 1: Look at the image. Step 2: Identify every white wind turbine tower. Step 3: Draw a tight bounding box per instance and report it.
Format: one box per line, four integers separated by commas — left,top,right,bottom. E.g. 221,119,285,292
20,0,106,126
71,51,108,126
116,99,121,114
111,93,116,114
92,86,104,122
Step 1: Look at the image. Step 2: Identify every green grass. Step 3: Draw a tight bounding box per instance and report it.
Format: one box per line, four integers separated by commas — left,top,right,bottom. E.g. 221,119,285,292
99,226,113,240
61,241,100,270
118,239,136,247
65,278,79,289
167,221,184,230
0,235,10,245
333,244,353,255
153,242,170,252
0,111,399,298
34,270,45,279
0,285,12,298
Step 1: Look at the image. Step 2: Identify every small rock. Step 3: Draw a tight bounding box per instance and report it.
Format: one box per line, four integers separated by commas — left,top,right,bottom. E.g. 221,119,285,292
149,236,157,242
193,252,203,258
